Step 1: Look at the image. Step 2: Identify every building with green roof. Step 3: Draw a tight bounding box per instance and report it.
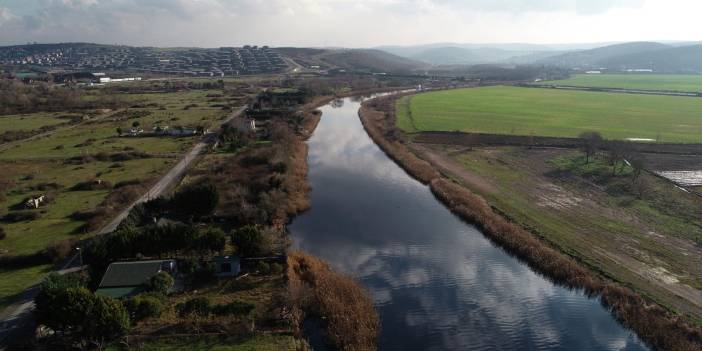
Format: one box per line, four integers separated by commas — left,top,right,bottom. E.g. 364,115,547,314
96,260,177,299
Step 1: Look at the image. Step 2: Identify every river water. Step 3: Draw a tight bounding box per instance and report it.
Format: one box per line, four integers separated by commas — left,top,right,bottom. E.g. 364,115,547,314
289,96,648,351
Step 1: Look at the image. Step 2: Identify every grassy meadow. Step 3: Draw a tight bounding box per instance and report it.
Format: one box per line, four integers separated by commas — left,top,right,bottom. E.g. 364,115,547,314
539,74,702,92
0,112,72,133
0,85,244,309
397,86,702,143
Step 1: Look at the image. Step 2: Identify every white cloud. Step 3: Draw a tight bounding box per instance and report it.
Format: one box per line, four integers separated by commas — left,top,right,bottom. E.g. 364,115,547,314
0,0,699,47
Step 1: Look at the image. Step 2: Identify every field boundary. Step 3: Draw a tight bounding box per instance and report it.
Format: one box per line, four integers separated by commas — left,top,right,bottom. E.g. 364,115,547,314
413,131,702,155
521,83,702,97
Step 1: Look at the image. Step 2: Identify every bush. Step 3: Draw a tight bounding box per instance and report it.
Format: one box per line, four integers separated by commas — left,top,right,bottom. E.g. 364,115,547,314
176,297,211,317
211,300,255,316
255,261,270,275
230,225,266,257
148,271,174,295
2,211,41,223
179,257,199,275
125,293,165,321
71,179,113,191
191,262,217,287
270,263,284,274
43,239,75,263
0,226,5,240
195,227,226,255
170,181,219,218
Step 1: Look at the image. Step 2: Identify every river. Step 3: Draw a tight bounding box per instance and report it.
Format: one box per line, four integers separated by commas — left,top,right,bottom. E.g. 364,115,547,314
289,95,648,351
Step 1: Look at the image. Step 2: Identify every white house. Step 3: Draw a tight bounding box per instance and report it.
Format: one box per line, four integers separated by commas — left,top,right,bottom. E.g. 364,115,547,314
25,195,45,209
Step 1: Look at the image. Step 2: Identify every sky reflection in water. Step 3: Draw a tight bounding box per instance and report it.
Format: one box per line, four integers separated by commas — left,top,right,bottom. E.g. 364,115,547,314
289,97,647,351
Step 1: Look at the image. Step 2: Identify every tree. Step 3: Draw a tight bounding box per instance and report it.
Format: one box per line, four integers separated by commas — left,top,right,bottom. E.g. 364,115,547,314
195,227,226,255
630,156,646,183
35,284,129,345
148,271,174,295
230,225,266,257
132,120,140,128
116,127,123,136
0,226,5,240
579,132,603,164
170,181,219,218
85,294,131,343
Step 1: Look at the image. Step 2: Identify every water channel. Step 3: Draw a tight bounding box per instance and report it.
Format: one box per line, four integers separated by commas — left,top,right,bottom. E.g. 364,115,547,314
289,95,648,351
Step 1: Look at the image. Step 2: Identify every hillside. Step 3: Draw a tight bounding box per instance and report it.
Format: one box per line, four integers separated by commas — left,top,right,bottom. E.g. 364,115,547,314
317,49,427,74
600,44,702,73
409,46,536,65
537,42,671,68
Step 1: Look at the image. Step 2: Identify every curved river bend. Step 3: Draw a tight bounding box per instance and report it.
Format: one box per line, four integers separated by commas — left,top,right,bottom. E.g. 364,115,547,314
289,96,647,351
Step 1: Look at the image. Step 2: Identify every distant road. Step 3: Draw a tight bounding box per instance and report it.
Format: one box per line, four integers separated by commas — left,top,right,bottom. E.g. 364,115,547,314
0,105,247,349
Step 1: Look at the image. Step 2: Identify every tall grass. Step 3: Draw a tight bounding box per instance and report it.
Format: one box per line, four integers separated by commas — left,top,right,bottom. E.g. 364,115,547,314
287,252,379,351
359,95,702,351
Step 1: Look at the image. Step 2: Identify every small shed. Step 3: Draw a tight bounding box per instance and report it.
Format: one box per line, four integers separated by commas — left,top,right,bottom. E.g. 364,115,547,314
96,259,177,299
214,255,240,277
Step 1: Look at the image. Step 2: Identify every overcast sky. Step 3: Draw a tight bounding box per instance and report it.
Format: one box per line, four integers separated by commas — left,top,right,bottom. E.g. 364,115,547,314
0,0,699,48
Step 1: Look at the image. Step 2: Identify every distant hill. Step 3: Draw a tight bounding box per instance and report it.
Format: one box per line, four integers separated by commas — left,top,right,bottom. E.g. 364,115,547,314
408,46,537,65
536,42,671,68
375,42,623,66
316,49,427,73
599,44,702,73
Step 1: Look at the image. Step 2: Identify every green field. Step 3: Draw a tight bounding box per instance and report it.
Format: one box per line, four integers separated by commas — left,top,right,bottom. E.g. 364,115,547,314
397,86,702,143
539,74,702,92
0,112,71,133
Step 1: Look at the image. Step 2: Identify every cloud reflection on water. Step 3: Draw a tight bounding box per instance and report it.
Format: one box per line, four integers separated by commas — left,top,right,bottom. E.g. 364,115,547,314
290,98,647,351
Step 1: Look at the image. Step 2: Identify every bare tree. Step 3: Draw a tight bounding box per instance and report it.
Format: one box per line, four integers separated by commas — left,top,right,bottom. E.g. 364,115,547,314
579,131,603,164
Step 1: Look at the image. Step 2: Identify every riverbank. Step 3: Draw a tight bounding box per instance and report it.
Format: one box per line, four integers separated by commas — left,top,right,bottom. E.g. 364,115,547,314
359,95,702,351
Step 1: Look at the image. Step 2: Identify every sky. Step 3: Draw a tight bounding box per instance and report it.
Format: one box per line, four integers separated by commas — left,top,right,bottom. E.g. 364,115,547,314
0,0,700,48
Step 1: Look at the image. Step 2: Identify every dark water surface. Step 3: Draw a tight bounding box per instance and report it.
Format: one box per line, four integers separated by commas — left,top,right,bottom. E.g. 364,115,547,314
289,96,647,351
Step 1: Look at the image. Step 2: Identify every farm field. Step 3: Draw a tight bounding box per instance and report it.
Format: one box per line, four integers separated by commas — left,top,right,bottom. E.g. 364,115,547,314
539,74,702,92
397,86,702,143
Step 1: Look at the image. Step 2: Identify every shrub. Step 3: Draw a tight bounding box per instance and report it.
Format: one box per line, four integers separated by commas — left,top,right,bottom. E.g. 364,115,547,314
179,257,199,275
2,211,41,223
230,225,266,257
71,179,113,191
255,261,270,275
176,297,211,317
125,293,165,321
211,300,255,316
170,181,219,218
195,227,226,255
148,271,174,295
191,262,217,287
43,239,75,263
0,226,5,240
270,262,284,274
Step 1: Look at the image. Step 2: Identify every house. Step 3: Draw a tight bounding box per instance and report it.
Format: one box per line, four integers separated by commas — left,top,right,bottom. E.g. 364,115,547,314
25,195,45,209
214,255,240,277
96,259,177,299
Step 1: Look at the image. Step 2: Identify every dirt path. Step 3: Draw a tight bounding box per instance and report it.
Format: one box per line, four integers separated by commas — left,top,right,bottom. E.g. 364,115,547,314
411,144,497,194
